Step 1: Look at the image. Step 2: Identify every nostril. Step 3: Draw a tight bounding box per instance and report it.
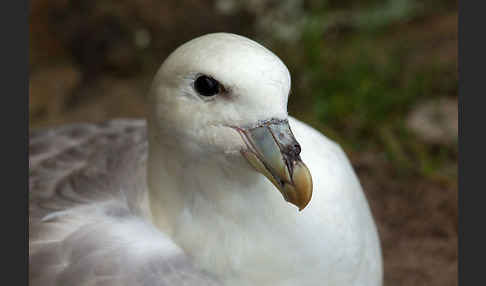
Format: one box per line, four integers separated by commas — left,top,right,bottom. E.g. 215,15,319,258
295,144,301,155
290,144,301,156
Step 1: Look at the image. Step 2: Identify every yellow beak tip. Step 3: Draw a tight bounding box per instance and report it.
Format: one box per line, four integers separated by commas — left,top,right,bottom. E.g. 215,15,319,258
289,161,313,211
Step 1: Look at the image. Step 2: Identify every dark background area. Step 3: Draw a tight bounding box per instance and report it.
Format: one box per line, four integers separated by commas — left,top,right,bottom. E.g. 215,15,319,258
29,0,458,285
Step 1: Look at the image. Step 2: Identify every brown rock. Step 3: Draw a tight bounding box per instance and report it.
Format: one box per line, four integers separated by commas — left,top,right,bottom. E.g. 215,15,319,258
406,97,458,145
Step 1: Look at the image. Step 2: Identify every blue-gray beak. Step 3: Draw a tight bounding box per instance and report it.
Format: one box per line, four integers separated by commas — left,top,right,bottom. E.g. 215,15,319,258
235,119,313,211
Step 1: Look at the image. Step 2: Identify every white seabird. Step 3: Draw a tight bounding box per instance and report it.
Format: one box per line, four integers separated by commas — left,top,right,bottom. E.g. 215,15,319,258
29,33,383,286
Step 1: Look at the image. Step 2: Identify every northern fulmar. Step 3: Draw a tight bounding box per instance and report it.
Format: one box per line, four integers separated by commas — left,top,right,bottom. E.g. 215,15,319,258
29,33,383,286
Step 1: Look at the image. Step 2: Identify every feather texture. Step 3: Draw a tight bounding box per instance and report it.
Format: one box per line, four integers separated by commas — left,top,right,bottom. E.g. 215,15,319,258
29,119,221,286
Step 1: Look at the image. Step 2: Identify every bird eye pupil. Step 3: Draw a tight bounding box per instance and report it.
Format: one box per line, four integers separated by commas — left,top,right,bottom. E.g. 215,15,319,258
194,75,220,97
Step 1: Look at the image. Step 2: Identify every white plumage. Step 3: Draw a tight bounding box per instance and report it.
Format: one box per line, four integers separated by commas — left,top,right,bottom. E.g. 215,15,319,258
29,33,383,286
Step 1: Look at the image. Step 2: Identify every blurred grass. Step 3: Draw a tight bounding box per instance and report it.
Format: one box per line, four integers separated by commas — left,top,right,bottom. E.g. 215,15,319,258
269,0,457,184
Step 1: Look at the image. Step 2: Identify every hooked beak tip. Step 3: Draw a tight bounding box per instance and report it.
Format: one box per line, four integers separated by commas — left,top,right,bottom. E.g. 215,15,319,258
282,161,313,211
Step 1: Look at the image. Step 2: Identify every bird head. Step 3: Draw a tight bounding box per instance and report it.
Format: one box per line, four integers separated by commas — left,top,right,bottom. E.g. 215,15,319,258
148,33,312,210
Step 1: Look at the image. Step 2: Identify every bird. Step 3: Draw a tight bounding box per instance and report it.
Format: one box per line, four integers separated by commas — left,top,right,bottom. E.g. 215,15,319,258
29,33,383,286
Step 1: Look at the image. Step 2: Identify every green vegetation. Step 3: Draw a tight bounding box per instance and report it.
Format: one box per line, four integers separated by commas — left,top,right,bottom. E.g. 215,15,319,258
271,0,457,184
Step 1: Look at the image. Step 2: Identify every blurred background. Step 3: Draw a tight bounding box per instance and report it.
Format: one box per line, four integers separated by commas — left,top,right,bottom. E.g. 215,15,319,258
29,0,458,285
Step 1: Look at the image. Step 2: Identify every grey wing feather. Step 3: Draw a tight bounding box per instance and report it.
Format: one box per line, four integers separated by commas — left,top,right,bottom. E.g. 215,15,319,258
29,119,221,286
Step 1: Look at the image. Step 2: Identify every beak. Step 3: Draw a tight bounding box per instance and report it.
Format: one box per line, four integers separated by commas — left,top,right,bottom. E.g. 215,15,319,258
234,119,313,211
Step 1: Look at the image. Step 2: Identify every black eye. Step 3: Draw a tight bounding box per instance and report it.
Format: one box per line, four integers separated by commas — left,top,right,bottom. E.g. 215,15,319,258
194,75,220,97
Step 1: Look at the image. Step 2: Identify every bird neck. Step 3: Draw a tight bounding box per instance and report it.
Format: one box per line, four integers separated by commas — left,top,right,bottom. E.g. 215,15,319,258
146,133,284,231
146,128,312,283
